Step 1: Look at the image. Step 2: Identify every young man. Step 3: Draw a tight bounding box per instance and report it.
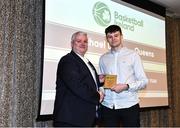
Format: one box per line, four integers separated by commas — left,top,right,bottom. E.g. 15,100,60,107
99,25,148,127
53,31,104,127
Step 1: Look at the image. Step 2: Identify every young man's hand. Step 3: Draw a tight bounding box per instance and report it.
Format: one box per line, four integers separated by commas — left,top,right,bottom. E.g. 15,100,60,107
110,84,129,93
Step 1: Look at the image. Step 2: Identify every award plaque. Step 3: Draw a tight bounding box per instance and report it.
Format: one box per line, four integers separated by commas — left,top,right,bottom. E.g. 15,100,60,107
104,75,117,88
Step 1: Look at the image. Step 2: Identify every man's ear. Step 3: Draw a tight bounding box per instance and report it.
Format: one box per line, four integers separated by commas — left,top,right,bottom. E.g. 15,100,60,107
105,36,108,42
121,34,123,40
71,42,73,48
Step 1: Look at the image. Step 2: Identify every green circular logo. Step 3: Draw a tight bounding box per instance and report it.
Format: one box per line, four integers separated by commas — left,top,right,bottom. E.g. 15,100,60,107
93,2,111,27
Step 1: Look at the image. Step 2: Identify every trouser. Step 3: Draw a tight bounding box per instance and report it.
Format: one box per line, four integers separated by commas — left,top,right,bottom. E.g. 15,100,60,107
53,119,97,127
99,104,140,127
53,121,75,127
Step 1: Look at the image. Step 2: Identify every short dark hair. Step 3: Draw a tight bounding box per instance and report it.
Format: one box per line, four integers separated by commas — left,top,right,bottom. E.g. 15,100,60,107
105,25,122,35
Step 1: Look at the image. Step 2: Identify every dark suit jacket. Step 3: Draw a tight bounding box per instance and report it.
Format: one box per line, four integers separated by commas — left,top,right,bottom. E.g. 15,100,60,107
53,50,100,126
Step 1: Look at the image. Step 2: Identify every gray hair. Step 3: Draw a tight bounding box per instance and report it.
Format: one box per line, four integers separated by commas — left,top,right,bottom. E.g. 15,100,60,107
71,31,87,44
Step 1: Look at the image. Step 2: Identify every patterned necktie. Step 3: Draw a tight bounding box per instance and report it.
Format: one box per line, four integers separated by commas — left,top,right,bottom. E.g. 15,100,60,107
88,61,100,117
87,61,99,89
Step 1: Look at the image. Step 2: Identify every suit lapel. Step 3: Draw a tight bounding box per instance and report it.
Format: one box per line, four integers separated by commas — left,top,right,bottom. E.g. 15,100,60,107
70,51,98,89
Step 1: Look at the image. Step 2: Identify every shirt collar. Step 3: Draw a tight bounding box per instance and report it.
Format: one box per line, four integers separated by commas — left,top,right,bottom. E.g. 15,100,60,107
110,47,127,54
74,52,89,63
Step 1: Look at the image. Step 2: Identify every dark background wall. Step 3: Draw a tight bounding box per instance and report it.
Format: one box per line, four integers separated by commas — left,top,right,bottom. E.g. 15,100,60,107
0,0,180,127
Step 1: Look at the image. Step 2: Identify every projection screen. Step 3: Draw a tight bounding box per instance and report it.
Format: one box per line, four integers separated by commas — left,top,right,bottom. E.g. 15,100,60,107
39,0,168,117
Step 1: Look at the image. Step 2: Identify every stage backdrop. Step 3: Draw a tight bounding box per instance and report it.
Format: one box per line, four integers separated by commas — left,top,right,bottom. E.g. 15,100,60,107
39,0,168,117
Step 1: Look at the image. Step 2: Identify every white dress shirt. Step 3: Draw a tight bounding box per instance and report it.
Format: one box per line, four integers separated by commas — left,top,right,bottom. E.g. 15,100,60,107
99,47,148,109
